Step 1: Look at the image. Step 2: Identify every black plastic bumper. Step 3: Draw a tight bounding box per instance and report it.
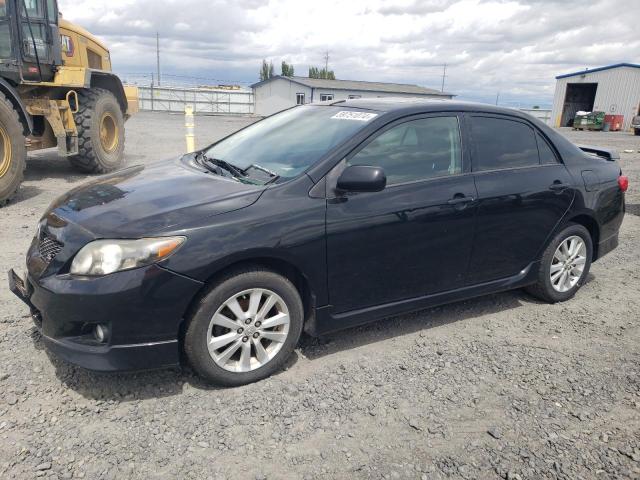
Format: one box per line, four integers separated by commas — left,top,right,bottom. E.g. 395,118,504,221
8,266,203,372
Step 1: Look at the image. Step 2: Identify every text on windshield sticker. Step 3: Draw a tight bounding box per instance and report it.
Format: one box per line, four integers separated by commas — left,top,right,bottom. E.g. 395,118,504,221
331,111,378,121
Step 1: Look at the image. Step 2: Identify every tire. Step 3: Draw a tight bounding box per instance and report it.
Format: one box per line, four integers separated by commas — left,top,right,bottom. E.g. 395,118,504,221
69,88,125,173
184,267,304,386
634,128,640,136
525,223,593,303
0,93,26,207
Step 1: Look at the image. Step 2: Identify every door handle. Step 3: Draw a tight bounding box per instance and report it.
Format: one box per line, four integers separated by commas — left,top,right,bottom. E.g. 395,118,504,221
447,196,475,206
549,182,570,191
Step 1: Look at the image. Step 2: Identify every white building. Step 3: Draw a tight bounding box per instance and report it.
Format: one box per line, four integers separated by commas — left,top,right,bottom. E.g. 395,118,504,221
252,76,454,116
550,63,640,131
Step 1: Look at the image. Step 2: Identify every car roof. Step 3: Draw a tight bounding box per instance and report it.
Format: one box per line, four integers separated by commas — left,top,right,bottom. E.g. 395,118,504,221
318,97,533,120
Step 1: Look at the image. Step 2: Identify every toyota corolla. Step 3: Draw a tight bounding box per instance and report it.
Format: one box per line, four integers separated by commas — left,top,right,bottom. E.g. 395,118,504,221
8,99,627,386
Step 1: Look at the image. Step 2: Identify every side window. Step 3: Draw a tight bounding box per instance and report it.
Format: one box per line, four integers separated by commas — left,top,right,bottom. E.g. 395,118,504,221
349,116,462,185
471,116,539,171
536,132,559,164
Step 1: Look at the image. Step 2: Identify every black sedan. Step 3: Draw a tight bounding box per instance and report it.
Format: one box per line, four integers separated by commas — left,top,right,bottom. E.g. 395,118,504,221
9,99,627,386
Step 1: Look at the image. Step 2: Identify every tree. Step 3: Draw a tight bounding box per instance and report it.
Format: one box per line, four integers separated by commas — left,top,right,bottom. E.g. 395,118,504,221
308,66,335,80
281,61,294,77
259,59,274,81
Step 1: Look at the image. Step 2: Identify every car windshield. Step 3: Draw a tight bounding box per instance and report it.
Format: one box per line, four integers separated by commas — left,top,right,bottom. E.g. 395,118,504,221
204,106,377,181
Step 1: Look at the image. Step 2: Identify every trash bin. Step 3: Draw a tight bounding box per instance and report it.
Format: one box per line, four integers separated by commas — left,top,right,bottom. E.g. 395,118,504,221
603,114,624,131
573,111,605,131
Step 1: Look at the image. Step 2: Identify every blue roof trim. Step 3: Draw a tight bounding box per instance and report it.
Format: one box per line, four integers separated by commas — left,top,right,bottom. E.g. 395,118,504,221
556,63,640,79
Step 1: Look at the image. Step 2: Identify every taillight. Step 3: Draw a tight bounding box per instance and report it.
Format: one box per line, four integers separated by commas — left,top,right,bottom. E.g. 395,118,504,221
618,175,628,192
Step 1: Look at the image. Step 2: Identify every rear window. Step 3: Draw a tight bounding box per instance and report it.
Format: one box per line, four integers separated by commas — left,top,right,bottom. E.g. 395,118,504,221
471,116,539,171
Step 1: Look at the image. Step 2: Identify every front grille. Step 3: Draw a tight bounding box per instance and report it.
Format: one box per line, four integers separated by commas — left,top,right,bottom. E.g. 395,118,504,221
38,235,63,262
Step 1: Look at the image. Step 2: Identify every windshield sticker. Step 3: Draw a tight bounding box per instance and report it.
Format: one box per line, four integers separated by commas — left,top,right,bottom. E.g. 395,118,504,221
331,111,378,122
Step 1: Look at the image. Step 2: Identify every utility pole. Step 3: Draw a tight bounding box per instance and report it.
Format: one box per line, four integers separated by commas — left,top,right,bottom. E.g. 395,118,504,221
440,63,447,92
495,91,500,106
156,32,161,86
324,50,329,72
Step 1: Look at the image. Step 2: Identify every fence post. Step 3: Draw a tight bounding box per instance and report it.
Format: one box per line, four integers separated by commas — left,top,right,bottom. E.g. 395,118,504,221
185,105,195,153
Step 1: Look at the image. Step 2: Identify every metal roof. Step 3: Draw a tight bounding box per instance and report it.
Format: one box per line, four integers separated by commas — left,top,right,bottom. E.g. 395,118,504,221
251,76,453,96
555,63,640,79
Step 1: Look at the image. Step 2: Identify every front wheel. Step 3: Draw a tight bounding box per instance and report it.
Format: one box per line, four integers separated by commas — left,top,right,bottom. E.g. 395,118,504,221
0,94,26,206
525,223,593,303
184,268,303,386
69,88,125,173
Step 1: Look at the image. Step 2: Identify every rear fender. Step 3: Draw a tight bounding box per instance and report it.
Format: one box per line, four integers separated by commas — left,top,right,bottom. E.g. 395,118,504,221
0,78,33,135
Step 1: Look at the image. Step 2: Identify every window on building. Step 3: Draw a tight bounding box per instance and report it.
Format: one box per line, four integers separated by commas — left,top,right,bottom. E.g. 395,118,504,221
296,93,305,105
470,116,539,171
348,116,462,185
348,95,361,99
320,94,334,102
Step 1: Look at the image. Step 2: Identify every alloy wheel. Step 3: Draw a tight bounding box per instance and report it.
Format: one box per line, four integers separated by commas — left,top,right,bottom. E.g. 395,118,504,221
550,235,587,293
206,288,290,372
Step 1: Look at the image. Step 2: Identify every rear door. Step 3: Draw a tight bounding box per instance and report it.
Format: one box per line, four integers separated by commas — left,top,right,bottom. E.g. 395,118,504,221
326,113,478,313
466,114,575,284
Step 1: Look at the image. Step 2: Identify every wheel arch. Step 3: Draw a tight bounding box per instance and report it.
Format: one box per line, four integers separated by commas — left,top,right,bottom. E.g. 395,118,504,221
0,78,32,135
178,254,317,342
565,213,600,260
89,71,128,115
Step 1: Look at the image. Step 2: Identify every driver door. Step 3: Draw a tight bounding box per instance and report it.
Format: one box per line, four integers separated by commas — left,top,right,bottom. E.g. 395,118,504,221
325,114,478,314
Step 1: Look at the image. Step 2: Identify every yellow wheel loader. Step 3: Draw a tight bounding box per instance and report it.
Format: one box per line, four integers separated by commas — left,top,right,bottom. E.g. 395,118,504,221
0,0,138,205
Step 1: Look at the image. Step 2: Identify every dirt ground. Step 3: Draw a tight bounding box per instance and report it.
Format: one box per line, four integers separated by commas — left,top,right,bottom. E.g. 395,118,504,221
0,112,639,479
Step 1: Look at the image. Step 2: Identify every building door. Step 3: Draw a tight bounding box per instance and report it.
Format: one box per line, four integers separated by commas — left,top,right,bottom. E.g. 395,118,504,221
561,83,598,127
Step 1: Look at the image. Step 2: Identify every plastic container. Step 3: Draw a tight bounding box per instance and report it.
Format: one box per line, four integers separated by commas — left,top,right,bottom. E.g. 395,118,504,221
603,114,624,132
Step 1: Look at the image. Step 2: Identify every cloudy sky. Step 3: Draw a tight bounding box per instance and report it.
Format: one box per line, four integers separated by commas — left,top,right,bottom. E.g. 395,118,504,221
60,0,639,107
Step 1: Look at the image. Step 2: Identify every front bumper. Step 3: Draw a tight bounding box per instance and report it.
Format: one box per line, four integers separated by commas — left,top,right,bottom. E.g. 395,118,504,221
8,265,203,372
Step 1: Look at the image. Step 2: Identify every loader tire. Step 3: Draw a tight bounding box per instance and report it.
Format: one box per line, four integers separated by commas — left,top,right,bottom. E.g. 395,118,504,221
0,93,26,207
69,88,125,173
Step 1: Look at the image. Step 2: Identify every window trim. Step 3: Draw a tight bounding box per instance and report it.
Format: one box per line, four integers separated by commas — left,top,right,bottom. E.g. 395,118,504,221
340,112,466,187
535,131,560,165
466,113,552,173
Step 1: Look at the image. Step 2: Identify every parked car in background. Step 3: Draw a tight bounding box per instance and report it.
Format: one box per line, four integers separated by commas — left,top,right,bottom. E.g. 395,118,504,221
632,115,640,135
9,99,627,386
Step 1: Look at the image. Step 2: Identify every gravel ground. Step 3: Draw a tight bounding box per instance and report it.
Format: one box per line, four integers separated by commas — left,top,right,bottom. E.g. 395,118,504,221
1,113,639,479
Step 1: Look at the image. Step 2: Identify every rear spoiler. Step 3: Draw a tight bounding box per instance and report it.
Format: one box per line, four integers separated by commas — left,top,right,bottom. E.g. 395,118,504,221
577,145,620,161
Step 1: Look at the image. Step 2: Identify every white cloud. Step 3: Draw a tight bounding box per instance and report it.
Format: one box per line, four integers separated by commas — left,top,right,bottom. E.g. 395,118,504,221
59,0,639,106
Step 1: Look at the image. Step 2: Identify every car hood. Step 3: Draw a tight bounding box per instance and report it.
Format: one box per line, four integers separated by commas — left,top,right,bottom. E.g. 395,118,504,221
45,157,264,237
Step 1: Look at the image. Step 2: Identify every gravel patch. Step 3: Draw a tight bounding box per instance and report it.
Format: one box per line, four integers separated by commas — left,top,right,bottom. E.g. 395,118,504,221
0,116,639,479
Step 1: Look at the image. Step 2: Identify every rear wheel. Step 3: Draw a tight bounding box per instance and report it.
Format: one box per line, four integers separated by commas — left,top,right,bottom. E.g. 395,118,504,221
0,94,26,207
634,128,640,136
525,223,592,303
184,268,304,386
69,88,125,173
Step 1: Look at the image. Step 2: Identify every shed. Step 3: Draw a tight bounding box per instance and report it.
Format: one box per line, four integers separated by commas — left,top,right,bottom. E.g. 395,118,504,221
252,76,454,116
550,63,640,131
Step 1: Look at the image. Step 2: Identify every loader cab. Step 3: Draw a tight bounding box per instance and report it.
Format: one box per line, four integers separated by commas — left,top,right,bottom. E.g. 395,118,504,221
0,0,61,83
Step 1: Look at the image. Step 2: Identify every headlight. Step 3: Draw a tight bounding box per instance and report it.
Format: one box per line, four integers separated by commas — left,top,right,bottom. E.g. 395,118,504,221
70,236,186,276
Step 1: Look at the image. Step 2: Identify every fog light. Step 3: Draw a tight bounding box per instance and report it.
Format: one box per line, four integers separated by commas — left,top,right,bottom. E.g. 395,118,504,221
94,324,108,343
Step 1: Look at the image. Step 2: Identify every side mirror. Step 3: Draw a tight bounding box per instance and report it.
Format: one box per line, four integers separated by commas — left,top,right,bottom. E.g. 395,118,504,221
336,165,386,193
